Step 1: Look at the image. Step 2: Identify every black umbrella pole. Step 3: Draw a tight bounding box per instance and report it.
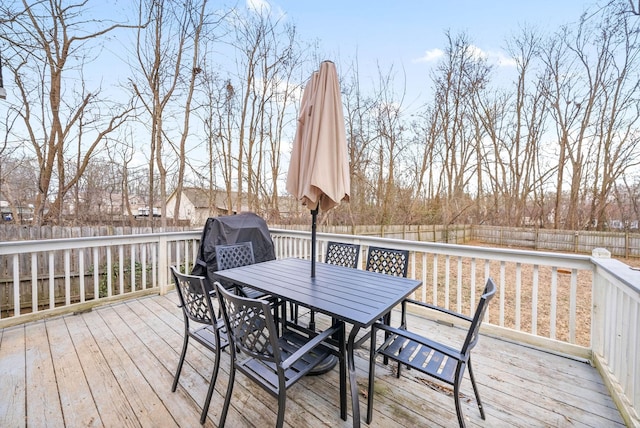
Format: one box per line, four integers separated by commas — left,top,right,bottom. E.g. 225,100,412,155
311,208,318,278
309,208,318,331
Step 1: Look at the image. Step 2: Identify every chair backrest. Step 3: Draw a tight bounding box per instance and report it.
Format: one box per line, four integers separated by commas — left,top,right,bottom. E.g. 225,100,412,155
461,278,497,355
215,242,256,271
324,241,360,268
171,266,216,325
365,246,409,277
214,282,281,364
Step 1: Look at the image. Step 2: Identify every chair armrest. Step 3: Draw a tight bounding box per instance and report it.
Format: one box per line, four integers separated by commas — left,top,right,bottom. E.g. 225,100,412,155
404,298,473,323
281,323,343,370
373,322,463,361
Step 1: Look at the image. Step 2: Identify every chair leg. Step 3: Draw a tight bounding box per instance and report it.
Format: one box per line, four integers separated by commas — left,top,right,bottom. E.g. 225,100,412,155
276,390,286,428
366,328,377,424
199,347,222,424
467,358,485,419
172,332,189,392
218,365,236,428
453,376,466,428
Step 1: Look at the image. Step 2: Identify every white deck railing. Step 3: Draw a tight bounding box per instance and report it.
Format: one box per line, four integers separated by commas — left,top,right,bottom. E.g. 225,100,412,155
0,228,637,425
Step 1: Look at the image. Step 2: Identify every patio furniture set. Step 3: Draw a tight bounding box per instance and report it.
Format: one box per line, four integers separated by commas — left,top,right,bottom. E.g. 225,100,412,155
170,239,495,428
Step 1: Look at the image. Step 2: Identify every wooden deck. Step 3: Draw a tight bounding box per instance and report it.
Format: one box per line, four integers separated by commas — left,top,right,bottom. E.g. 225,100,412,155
0,292,626,428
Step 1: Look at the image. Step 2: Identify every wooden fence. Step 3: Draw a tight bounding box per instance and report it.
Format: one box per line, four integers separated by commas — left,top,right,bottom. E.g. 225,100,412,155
472,225,640,258
270,223,473,244
272,224,640,258
0,225,191,241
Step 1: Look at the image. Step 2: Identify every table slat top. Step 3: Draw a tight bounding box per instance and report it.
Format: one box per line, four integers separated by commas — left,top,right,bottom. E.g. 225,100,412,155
212,258,422,327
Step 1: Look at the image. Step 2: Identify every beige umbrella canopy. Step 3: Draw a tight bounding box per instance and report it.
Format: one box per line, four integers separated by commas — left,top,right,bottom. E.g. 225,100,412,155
287,61,350,278
287,60,350,212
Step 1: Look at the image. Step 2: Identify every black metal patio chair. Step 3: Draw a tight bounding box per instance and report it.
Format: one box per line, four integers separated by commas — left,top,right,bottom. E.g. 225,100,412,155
365,246,409,277
367,277,497,428
214,282,347,428
325,241,361,268
170,266,228,425
355,246,410,349
215,241,267,300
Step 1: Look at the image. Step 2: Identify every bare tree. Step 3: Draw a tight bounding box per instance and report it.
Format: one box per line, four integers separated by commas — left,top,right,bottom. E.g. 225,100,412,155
370,63,409,225
131,0,199,227
0,0,137,224
541,1,640,229
341,57,381,224
429,32,492,225
169,0,213,225
474,27,550,226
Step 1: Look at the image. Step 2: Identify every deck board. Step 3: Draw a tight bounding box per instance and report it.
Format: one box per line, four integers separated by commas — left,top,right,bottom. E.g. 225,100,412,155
0,325,26,427
25,321,65,427
0,292,626,428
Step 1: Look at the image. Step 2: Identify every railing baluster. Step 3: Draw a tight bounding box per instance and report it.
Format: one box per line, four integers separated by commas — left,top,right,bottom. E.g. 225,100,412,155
499,261,506,327
444,255,450,309
64,249,71,306
532,265,539,336
516,263,522,331
142,245,147,290
432,254,438,306
118,245,124,295
569,269,578,343
49,252,55,309
93,248,99,300
151,243,157,290
131,244,136,293
421,252,427,303
470,257,476,315
456,256,462,313
106,247,112,297
79,250,85,303
550,267,558,340
484,259,491,322
12,254,19,317
31,253,38,313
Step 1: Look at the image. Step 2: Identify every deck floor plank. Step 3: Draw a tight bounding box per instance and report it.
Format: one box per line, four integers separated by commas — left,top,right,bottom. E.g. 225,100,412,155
109,300,208,427
0,292,627,428
0,326,26,427
47,316,102,427
63,310,142,427
25,321,65,427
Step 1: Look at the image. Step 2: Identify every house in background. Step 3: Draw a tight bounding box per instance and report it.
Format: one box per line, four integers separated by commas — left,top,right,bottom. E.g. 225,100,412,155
165,187,249,226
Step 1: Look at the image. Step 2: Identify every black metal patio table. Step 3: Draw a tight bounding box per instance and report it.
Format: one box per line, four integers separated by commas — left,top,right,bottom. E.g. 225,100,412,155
211,257,422,427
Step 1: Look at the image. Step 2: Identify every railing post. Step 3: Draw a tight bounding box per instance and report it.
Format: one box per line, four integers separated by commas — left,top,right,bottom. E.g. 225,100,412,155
590,248,610,356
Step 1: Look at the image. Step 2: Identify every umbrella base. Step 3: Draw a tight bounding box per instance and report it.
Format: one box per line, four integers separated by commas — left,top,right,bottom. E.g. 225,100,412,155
307,354,338,376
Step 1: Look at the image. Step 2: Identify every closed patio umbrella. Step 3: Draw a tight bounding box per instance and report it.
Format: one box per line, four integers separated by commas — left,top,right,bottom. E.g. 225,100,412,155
287,60,350,278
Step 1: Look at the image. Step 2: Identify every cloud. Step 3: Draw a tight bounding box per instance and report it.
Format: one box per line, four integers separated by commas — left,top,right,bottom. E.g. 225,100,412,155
492,51,517,67
466,45,487,60
469,45,517,68
415,44,516,68
414,48,444,63
246,0,271,13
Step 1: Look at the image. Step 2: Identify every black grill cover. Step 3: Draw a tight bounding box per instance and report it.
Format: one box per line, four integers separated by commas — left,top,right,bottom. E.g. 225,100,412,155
191,212,275,287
